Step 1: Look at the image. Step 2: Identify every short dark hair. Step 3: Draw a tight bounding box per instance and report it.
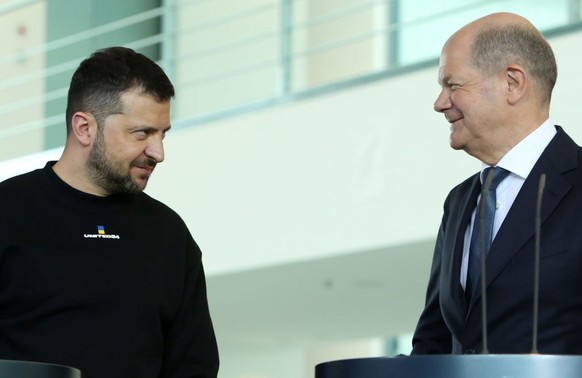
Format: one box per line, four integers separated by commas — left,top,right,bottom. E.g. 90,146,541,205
470,24,557,105
65,46,175,132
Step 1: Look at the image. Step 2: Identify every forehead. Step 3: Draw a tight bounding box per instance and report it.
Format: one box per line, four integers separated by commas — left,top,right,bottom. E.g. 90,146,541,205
121,90,170,112
438,35,473,83
120,90,169,107
107,91,171,128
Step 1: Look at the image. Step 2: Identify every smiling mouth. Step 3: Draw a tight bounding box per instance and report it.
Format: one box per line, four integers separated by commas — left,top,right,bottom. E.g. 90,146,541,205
134,165,154,176
133,159,157,172
445,113,462,123
448,117,464,128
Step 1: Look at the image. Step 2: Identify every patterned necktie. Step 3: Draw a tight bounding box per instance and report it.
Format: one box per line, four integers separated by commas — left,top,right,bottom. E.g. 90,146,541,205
466,166,510,302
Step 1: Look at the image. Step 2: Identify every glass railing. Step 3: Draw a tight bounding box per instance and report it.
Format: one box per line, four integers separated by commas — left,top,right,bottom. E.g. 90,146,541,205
0,0,580,161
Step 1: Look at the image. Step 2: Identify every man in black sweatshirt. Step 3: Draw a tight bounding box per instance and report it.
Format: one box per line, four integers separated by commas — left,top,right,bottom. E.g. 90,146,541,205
0,47,219,378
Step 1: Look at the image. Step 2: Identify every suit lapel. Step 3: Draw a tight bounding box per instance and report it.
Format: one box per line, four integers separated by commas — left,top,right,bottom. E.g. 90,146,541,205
443,174,481,329
472,127,576,303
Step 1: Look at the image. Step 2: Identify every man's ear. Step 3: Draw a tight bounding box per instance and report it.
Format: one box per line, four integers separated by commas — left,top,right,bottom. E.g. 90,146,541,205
70,112,96,147
506,64,527,105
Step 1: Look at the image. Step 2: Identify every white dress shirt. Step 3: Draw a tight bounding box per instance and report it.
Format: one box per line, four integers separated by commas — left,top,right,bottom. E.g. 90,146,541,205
460,119,557,289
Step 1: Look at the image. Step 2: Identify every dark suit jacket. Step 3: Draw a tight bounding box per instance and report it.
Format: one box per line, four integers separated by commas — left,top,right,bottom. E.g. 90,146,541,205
412,126,582,354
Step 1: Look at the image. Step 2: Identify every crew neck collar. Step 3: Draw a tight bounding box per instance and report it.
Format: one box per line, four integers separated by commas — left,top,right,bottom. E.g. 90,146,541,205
43,161,136,212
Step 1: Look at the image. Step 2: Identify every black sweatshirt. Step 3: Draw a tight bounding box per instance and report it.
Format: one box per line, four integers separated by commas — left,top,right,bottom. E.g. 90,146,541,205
0,162,219,377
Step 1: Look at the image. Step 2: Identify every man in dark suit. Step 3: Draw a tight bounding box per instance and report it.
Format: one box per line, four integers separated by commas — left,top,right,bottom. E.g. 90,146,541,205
412,12,582,354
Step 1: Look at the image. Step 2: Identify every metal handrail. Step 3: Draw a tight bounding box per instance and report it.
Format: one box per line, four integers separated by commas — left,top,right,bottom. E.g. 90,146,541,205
0,114,62,139
291,0,389,31
0,7,164,67
176,30,279,63
0,0,41,15
0,0,579,160
176,2,278,35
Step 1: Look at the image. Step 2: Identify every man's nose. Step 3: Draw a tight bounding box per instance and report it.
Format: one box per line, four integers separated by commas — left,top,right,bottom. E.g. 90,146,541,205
434,90,451,113
145,137,164,163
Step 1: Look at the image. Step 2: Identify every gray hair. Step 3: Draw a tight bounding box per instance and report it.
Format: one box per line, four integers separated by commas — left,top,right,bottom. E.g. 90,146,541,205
470,24,557,105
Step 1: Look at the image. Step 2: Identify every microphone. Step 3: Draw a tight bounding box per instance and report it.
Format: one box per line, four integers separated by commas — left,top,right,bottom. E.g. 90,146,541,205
531,173,546,354
478,168,496,354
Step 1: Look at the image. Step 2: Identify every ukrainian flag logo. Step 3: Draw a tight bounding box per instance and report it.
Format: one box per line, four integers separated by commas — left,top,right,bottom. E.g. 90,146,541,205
83,225,120,240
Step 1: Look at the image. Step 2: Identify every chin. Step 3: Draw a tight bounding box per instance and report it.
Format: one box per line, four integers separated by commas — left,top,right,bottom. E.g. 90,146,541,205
136,178,149,191
449,130,470,150
449,138,465,151
449,144,465,151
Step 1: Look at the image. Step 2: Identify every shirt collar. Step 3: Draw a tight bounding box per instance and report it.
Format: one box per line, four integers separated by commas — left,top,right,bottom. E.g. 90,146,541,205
480,118,556,181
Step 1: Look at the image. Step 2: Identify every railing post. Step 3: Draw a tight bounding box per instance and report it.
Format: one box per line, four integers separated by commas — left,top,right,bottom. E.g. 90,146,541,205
161,0,177,82
279,0,292,95
568,0,581,23
387,0,400,69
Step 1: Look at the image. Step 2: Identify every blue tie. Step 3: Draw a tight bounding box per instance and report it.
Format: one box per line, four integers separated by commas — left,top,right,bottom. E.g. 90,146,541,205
466,167,510,302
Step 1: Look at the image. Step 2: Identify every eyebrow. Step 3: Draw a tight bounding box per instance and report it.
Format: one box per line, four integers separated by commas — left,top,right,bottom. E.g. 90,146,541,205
438,73,455,86
131,125,172,133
